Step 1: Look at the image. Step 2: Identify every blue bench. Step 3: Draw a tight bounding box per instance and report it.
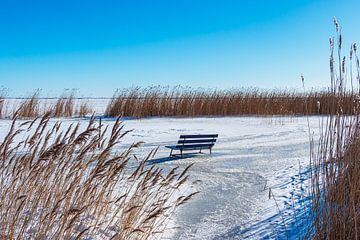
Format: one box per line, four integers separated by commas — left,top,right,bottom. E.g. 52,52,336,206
165,134,218,158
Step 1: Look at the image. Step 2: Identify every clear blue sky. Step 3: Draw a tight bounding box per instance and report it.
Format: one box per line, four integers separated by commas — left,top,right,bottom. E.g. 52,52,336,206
1,0,359,97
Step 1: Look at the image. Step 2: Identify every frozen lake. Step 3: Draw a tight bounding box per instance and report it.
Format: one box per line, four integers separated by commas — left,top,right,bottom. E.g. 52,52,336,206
111,116,319,239
0,116,321,239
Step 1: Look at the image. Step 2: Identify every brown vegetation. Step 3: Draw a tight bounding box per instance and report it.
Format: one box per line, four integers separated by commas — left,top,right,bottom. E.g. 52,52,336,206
3,88,359,120
10,92,93,119
51,92,75,117
0,113,196,239
308,19,360,239
0,96,3,119
16,92,40,119
76,102,92,117
105,86,359,118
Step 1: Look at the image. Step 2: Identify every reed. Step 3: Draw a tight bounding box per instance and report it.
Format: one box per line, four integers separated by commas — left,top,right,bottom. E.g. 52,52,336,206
16,92,40,119
105,86,359,118
76,101,92,117
308,19,360,239
3,92,94,119
2,88,358,119
0,88,8,118
51,92,93,117
51,92,75,117
0,114,196,239
0,96,3,119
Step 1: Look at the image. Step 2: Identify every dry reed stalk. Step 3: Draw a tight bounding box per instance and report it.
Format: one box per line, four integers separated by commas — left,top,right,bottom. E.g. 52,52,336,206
0,88,7,119
0,96,3,119
1,89,358,120
105,86,359,118
76,101,93,117
51,92,75,117
308,19,360,239
3,91,94,119
16,92,40,119
0,114,196,239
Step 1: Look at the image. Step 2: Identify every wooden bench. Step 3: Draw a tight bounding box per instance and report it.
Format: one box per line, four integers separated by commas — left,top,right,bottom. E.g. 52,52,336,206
165,134,218,158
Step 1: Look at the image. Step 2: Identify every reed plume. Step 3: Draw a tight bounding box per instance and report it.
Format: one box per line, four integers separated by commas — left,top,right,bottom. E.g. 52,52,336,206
308,19,360,239
0,114,195,239
105,86,358,118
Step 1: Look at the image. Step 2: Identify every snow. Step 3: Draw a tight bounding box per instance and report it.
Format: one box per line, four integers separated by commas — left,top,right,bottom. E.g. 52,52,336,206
0,115,321,239
120,116,319,239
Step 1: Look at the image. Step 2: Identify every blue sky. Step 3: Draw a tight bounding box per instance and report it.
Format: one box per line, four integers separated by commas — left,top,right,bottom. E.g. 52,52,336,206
0,0,360,97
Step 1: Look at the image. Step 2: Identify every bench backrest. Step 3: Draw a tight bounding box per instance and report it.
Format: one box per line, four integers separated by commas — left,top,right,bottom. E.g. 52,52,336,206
176,134,218,148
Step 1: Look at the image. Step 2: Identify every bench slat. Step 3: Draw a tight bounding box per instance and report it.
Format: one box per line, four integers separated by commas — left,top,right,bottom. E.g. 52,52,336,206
175,143,214,149
177,139,217,144
179,134,218,139
165,145,179,150
165,144,214,150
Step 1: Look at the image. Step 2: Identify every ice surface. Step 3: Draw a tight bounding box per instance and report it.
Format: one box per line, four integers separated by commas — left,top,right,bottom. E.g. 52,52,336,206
120,117,320,239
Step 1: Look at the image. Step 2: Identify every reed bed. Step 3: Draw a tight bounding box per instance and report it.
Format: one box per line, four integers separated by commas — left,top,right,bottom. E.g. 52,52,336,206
0,96,3,119
51,92,76,117
0,113,196,239
308,19,360,239
7,92,93,119
3,88,359,119
50,93,92,118
76,102,92,117
16,93,40,119
105,87,359,118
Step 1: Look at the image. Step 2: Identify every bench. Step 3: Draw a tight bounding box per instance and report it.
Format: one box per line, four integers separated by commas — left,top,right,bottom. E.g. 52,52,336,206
165,134,218,158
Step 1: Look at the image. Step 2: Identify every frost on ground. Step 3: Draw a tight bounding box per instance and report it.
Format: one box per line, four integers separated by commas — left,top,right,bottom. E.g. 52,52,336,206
0,116,320,239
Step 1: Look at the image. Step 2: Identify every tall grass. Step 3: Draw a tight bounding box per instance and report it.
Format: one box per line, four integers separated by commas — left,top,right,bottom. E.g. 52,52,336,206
76,102,92,118
3,88,359,119
0,113,196,239
16,92,40,119
308,19,360,239
0,88,8,118
9,91,93,119
0,96,3,119
51,92,76,117
50,92,92,118
105,86,359,118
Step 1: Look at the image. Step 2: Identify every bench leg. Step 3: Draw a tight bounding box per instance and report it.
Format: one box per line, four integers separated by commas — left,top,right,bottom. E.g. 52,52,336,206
181,150,183,159
199,148,202,153
169,149,173,157
210,147,212,155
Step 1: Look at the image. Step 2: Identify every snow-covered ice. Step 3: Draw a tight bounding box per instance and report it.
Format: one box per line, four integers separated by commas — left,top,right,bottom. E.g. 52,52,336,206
119,116,319,239
0,115,321,239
